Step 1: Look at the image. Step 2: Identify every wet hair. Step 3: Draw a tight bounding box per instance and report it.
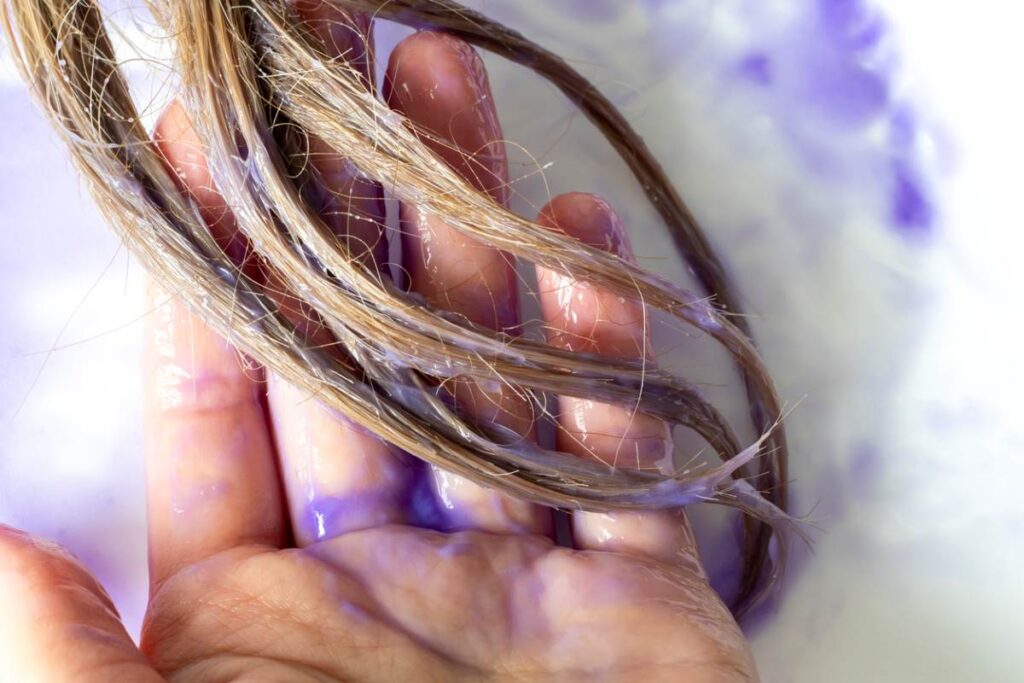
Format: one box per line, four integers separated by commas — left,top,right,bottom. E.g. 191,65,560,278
1,0,799,616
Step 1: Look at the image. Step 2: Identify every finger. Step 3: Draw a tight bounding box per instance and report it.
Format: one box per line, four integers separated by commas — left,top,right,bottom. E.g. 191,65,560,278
156,101,262,278
269,373,423,545
147,109,284,587
386,31,514,325
0,526,162,682
536,193,703,569
269,4,422,546
156,86,416,550
293,1,387,268
386,31,549,535
143,285,284,585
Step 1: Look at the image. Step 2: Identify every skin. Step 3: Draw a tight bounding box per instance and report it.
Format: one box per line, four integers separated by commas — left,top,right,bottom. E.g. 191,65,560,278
0,6,757,681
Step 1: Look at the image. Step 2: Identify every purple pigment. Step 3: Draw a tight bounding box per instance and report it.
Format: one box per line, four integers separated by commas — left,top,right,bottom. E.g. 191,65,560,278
890,159,933,232
738,53,773,85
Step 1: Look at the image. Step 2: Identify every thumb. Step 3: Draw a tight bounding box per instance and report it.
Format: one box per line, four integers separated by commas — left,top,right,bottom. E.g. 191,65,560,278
0,525,162,682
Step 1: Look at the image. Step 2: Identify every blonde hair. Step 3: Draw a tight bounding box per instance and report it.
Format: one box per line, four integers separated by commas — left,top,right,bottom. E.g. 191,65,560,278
1,0,798,615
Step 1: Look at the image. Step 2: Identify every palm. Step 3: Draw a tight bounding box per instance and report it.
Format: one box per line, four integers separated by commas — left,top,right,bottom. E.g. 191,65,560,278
144,528,750,681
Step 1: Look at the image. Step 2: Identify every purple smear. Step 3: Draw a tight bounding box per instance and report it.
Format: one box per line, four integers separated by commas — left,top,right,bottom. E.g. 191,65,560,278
405,463,450,531
738,53,773,85
802,65,888,126
819,0,886,50
890,159,933,232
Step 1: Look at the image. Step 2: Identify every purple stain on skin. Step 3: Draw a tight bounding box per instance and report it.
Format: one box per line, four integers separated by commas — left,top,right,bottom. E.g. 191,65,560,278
437,538,476,558
300,491,404,541
404,462,451,531
338,600,371,621
890,159,933,233
297,460,454,541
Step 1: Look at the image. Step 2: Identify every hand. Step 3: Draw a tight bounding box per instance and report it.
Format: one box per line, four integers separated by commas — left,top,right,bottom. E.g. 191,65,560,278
0,6,756,681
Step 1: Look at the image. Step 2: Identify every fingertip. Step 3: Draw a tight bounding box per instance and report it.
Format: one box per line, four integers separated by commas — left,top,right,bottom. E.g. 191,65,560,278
296,1,374,76
152,99,190,145
385,30,507,201
536,192,645,359
385,31,479,103
0,522,27,543
534,194,700,565
0,526,120,627
0,524,74,567
386,31,545,535
537,192,633,260
0,529,162,682
153,101,208,192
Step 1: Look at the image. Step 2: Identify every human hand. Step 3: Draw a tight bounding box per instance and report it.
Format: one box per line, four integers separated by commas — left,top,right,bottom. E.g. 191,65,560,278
0,5,756,681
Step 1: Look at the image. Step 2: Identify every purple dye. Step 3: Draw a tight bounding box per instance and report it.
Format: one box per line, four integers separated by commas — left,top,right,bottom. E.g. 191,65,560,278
292,450,480,540
404,462,451,531
890,159,933,232
299,489,407,540
799,0,891,126
338,599,371,622
738,53,773,85
818,0,885,50
436,538,476,558
801,59,889,126
888,107,917,151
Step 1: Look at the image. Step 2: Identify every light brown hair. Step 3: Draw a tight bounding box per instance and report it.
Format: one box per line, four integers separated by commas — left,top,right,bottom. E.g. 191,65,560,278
1,0,798,616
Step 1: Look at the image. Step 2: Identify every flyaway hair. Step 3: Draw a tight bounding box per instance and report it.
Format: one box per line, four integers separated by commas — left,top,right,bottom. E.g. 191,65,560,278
1,0,799,617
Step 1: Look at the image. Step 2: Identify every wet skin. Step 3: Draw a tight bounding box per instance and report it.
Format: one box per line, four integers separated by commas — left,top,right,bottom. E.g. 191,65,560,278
0,4,756,681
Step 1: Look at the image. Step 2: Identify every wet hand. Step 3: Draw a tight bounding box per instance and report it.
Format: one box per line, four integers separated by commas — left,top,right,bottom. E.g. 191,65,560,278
0,5,755,680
